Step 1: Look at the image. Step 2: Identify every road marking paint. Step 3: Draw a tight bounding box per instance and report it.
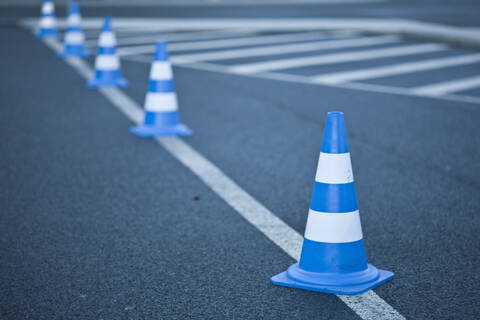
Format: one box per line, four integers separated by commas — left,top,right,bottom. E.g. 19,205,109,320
162,31,353,53
313,53,480,84
411,75,480,96
170,36,400,63
88,30,257,48
39,34,405,320
119,55,480,107
230,43,448,73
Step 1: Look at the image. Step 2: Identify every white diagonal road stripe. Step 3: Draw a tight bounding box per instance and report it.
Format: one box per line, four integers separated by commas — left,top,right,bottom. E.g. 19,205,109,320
88,30,257,48
117,31,353,56
313,53,480,84
230,43,448,74
171,36,400,63
411,75,480,96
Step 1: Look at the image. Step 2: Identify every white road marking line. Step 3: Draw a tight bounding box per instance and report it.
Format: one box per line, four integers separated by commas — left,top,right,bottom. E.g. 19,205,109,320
411,75,480,96
313,53,480,84
120,31,355,56
40,35,405,320
230,43,448,73
88,30,258,48
170,36,400,63
119,53,480,107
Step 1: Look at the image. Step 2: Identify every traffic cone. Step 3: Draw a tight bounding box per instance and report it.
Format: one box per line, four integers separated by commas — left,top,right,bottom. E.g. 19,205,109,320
36,0,58,38
130,41,192,137
87,17,127,88
271,112,393,295
59,1,89,58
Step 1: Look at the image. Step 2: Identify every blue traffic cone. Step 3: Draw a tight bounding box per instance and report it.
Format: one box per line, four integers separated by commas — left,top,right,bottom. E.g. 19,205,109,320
87,17,127,88
36,0,57,38
59,2,89,58
271,112,393,295
130,41,192,137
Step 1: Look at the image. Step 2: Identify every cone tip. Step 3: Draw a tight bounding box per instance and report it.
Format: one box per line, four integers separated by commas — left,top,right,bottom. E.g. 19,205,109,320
154,41,169,61
321,111,349,154
102,16,112,31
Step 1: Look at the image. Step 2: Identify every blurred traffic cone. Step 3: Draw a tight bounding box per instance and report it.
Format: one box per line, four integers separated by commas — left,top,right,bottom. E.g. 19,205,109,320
59,1,89,58
271,111,393,295
36,0,57,38
130,41,192,137
87,17,127,88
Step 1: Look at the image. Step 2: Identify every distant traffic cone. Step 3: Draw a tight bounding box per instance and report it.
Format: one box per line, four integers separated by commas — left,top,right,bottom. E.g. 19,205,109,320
87,17,127,88
130,41,192,137
36,0,57,38
59,1,88,58
271,112,393,295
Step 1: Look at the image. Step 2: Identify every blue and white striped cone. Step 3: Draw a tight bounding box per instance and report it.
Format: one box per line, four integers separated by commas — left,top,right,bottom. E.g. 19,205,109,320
36,0,57,38
271,112,393,295
87,17,127,88
130,41,192,137
59,1,88,58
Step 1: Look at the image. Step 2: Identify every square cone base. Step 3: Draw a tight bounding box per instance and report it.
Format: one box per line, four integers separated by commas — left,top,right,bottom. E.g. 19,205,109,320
87,77,128,88
271,265,394,295
130,123,193,137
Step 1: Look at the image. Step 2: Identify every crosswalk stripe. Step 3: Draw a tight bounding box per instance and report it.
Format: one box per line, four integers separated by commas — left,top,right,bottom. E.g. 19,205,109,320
411,75,480,96
230,43,449,74
170,35,400,63
117,31,353,56
312,53,480,84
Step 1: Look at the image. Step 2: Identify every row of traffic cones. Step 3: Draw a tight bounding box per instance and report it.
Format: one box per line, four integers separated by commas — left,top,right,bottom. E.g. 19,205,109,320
36,1,393,295
37,0,191,137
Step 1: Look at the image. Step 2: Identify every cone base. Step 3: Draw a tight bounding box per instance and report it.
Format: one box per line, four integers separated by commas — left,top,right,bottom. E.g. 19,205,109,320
130,124,193,137
59,48,89,58
87,77,128,88
271,263,393,295
36,30,58,38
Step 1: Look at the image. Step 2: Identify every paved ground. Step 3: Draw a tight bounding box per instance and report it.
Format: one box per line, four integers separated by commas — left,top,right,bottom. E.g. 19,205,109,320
1,1,480,319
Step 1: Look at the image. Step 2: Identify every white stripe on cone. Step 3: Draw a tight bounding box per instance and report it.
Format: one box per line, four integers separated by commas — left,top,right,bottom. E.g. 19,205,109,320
67,14,81,26
304,209,363,243
39,16,56,28
150,61,173,80
99,32,116,47
65,31,85,45
145,92,178,112
43,2,54,14
315,152,354,184
95,55,120,70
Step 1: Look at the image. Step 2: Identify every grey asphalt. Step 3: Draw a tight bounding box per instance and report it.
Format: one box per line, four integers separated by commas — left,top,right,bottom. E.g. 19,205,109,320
2,2,480,320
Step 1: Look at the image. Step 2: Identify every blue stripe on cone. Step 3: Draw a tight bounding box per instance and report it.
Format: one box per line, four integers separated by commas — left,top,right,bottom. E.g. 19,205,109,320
98,46,116,55
271,111,393,295
148,80,175,93
310,182,358,213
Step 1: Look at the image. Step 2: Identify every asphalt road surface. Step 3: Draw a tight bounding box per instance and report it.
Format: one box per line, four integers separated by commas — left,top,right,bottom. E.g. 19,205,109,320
1,1,480,319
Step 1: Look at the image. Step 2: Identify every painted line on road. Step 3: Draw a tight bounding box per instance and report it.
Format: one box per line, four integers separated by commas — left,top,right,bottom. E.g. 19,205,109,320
118,30,355,56
312,53,480,84
121,54,480,107
230,43,448,73
38,35,405,320
171,35,400,63
411,75,480,96
90,30,258,48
